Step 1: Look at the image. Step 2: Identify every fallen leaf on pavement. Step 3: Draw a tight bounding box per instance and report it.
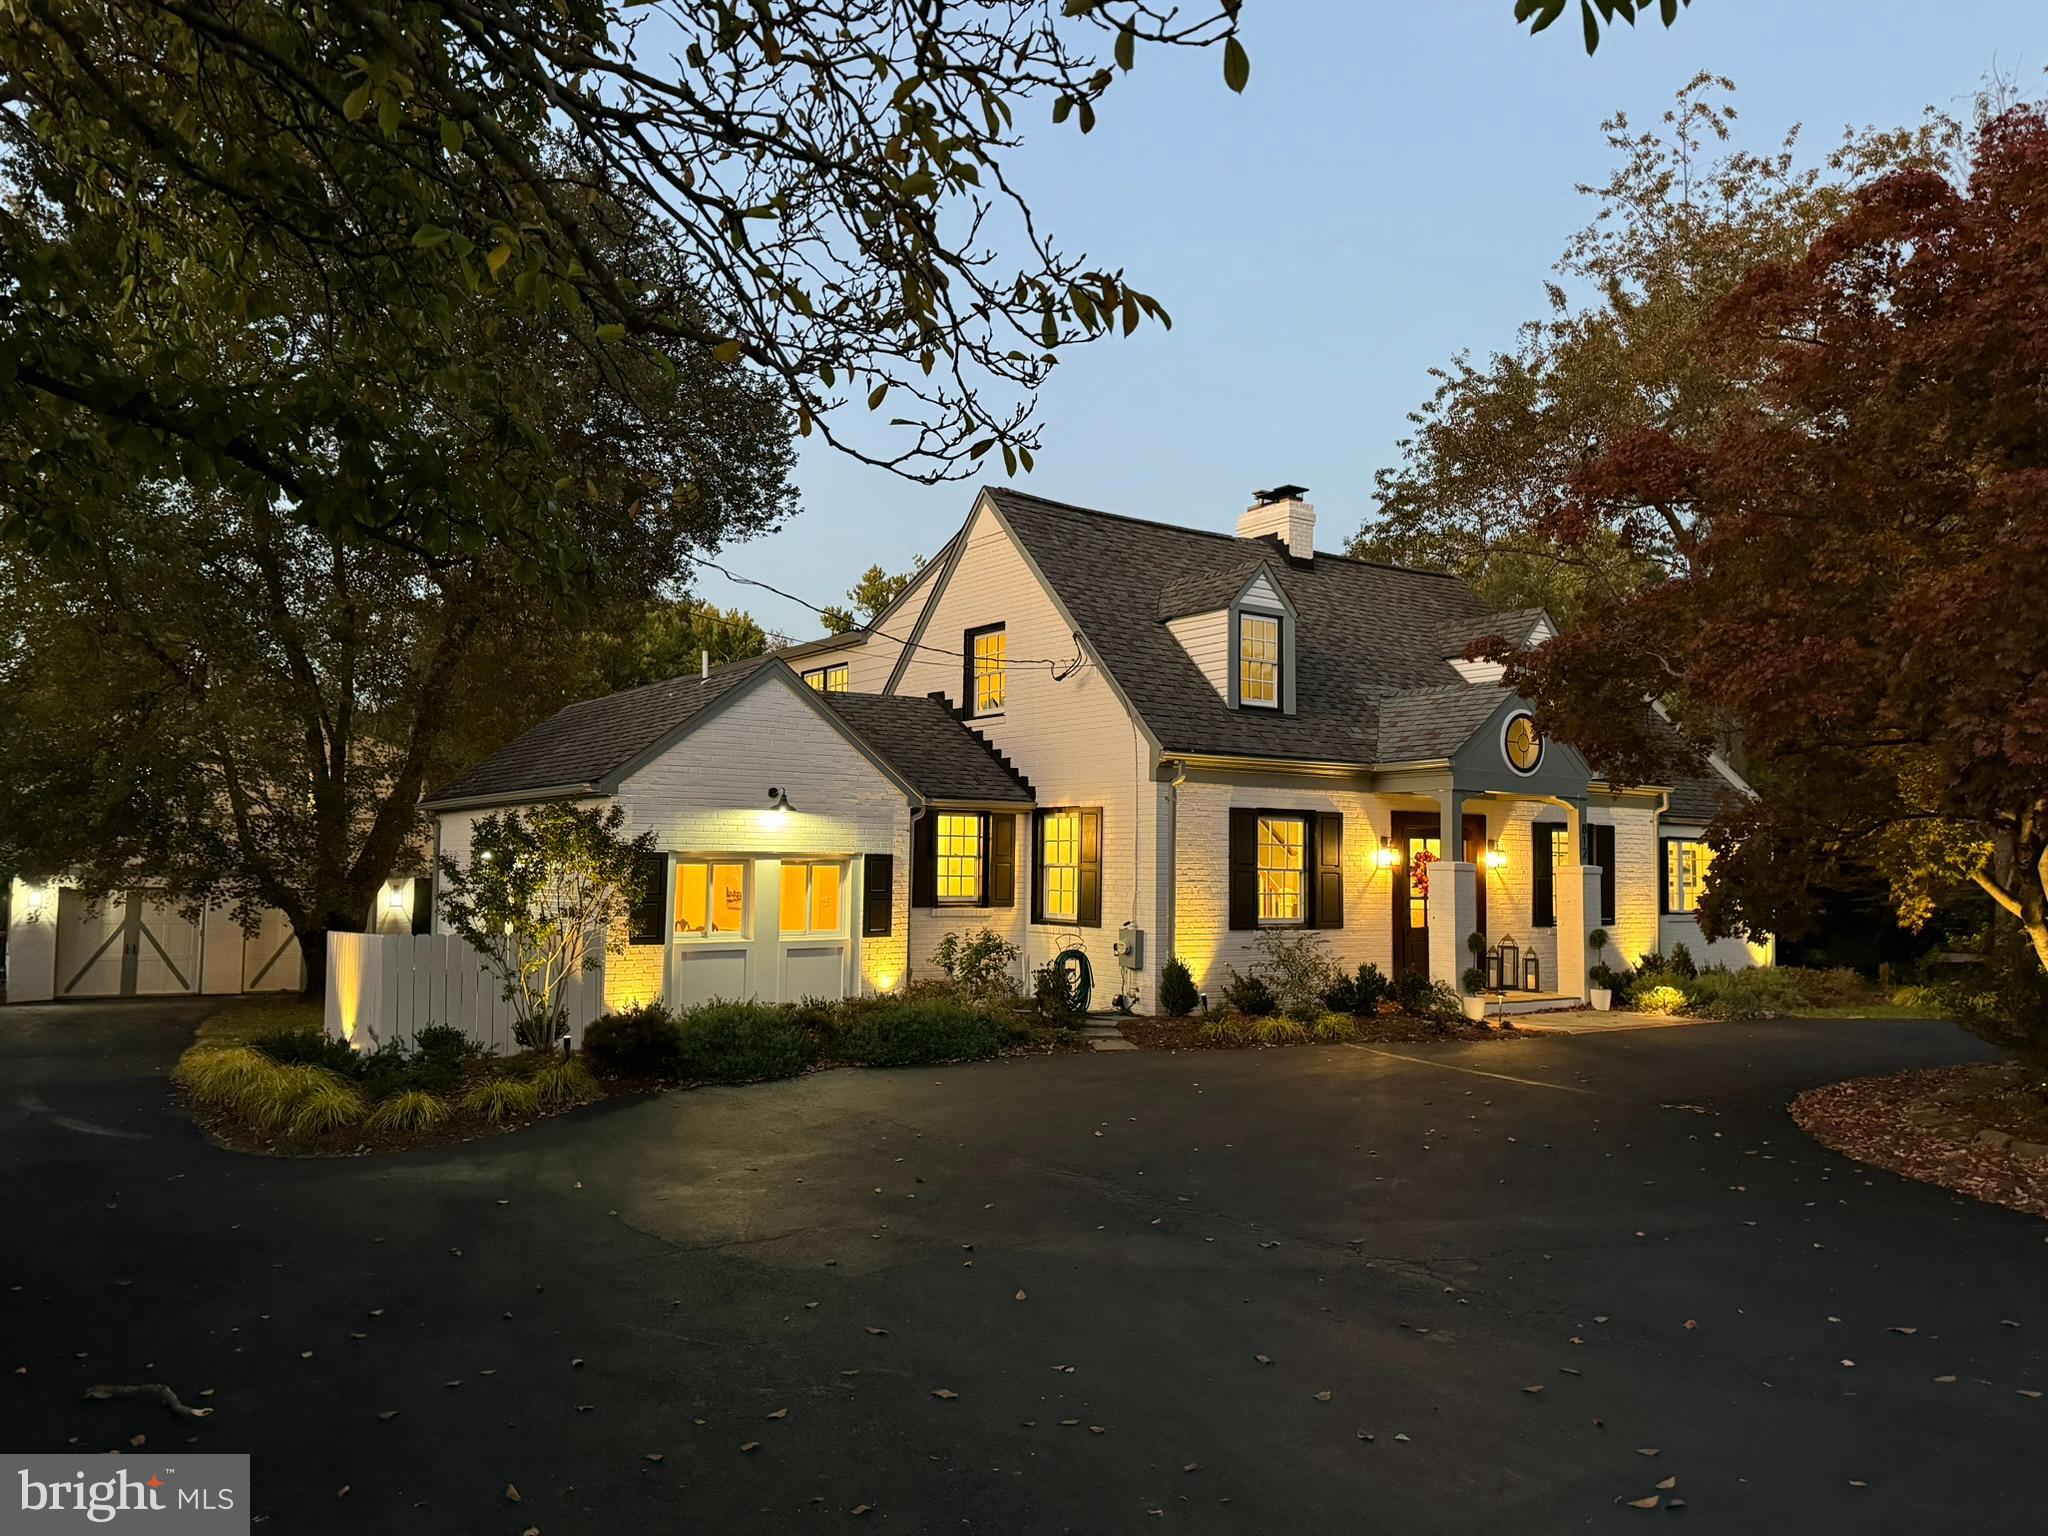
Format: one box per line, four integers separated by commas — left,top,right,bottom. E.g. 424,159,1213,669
931,1389,958,1400
1626,1496,1660,1509
505,1484,521,1502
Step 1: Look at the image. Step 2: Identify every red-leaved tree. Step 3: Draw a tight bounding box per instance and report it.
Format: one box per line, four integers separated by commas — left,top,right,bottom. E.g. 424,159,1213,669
1507,105,2048,1045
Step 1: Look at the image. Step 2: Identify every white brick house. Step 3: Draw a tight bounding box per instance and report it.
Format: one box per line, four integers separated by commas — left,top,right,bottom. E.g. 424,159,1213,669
421,485,1768,1018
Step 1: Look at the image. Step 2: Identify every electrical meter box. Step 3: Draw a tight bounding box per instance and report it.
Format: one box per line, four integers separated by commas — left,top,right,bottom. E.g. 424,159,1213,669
1113,922,1143,971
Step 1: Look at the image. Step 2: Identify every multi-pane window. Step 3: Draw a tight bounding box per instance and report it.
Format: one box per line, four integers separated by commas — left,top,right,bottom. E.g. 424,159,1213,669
1407,835,1441,931
936,813,983,904
1239,613,1280,707
779,861,843,934
804,664,849,694
1040,811,1081,922
1666,839,1713,913
1256,815,1306,925
968,626,1007,714
675,861,747,937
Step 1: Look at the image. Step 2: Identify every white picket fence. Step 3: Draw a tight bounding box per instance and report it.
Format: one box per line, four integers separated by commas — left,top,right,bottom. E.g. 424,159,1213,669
324,932,603,1055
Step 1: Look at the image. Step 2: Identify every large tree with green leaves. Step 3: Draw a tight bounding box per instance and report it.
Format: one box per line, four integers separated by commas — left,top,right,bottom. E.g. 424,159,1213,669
0,164,794,992
1352,74,1958,620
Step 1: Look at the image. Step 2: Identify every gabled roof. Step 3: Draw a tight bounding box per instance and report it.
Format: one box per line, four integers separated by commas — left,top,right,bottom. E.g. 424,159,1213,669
425,656,1031,810
1155,555,1276,621
1437,607,1552,660
1375,683,1517,763
427,655,779,806
822,693,1033,804
985,488,1502,764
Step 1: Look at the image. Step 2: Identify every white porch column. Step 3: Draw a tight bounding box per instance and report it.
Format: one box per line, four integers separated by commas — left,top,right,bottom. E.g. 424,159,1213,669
1428,785,1478,988
1555,864,1599,1000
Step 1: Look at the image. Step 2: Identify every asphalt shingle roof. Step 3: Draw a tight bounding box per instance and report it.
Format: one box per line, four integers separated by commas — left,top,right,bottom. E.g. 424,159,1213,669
1375,684,1515,762
426,657,1032,809
822,693,1033,803
1154,556,1271,621
988,488,1503,763
1437,607,1550,659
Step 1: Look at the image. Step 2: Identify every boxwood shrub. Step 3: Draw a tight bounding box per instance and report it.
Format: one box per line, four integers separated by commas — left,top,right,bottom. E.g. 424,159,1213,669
829,998,1001,1067
671,1002,817,1083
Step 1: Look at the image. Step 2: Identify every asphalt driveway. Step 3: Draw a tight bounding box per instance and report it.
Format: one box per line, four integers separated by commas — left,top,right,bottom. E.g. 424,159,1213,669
0,1002,2041,1534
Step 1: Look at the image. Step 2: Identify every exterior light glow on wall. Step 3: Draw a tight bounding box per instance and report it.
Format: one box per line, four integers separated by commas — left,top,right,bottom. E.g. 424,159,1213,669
21,883,48,922
767,786,794,814
386,883,408,912
1484,840,1508,870
1375,836,1399,869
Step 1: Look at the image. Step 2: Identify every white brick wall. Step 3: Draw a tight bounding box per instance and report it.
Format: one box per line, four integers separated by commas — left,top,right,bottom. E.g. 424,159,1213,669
891,500,1164,1009
1595,801,1660,971
1171,781,1395,1002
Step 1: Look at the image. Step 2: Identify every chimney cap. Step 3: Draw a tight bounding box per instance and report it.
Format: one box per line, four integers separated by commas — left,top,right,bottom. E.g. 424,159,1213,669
1253,484,1310,505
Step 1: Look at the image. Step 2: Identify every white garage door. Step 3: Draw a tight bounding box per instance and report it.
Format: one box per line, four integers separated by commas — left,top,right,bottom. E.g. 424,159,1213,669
55,891,200,997
241,908,304,992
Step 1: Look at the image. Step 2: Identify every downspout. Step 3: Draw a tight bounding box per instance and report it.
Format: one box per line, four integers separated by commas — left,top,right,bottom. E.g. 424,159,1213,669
1163,759,1186,1004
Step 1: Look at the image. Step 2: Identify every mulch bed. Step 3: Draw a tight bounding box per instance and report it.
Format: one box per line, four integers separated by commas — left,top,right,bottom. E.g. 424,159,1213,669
1118,1012,1510,1051
178,1089,613,1159
1790,1063,2048,1220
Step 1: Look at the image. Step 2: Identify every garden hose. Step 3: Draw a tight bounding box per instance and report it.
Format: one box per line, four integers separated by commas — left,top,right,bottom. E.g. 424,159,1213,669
1051,946,1094,1016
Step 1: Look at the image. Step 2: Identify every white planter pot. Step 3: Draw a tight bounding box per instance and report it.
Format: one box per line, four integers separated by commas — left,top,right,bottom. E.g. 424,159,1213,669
1589,987,1612,1012
1461,996,1490,1023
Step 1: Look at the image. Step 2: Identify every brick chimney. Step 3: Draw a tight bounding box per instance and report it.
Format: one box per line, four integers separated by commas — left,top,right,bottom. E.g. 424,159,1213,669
1237,485,1316,561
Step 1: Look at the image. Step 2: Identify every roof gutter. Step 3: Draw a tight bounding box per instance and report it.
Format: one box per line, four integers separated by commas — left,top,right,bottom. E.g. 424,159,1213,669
419,782,600,813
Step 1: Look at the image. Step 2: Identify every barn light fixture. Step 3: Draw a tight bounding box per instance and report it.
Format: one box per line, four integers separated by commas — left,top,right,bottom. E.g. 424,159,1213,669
1375,836,1400,870
386,884,408,913
767,786,794,814
1483,839,1508,870
21,883,47,922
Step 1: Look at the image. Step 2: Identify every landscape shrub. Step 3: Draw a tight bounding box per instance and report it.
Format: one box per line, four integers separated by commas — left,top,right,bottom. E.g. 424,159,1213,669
252,1064,353,1131
1588,962,1633,995
1389,970,1443,1016
173,1045,281,1108
1788,966,1872,1009
1461,965,1488,997
1253,930,1343,1020
286,1075,366,1137
830,999,1000,1067
251,1026,360,1075
1159,958,1201,1018
930,929,1023,1004
781,995,844,1042
1220,968,1278,1018
529,1056,601,1107
672,1001,817,1082
1683,966,1807,1019
1197,1014,1309,1046
1635,984,1688,1016
1308,1014,1362,1043
1665,942,1699,980
462,1075,544,1124
1322,962,1389,1019
582,1002,685,1078
1887,984,1944,1014
1032,959,1084,1026
365,1089,452,1133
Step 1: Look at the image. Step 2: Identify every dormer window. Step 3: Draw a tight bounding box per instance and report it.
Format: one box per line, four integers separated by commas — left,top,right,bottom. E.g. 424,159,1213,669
1238,612,1281,708
965,624,1006,716
803,662,848,693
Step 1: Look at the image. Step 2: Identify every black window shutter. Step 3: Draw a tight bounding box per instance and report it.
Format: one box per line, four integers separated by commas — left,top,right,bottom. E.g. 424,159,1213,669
1593,825,1617,926
1313,812,1343,929
1659,839,1674,915
911,814,938,908
987,813,1016,908
1029,810,1047,924
626,853,663,944
1078,809,1102,928
411,876,436,935
1227,808,1259,930
1532,824,1557,928
862,853,894,937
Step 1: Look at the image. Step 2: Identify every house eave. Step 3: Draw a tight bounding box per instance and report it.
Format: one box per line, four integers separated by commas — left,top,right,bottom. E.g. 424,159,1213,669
421,782,601,813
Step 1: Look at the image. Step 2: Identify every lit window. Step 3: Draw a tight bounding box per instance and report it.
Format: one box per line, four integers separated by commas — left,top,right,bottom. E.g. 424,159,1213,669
1239,613,1280,707
1408,835,1440,930
675,861,746,936
1256,815,1305,925
936,813,983,904
1666,839,1713,914
779,862,843,935
804,663,848,693
1040,811,1081,922
968,626,1006,714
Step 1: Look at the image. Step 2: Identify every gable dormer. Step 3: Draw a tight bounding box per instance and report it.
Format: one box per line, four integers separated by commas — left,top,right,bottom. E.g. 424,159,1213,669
1438,608,1556,685
1159,557,1299,715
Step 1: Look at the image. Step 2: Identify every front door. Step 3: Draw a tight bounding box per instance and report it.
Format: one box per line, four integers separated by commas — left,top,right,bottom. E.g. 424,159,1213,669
1391,812,1490,981
1391,813,1440,981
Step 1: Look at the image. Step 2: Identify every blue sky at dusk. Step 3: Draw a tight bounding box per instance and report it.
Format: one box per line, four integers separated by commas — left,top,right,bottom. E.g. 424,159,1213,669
693,2,2041,639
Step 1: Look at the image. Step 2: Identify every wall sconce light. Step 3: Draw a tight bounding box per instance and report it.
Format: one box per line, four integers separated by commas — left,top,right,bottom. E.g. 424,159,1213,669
21,883,47,922
1375,836,1400,870
1484,839,1508,870
386,883,409,913
767,786,794,814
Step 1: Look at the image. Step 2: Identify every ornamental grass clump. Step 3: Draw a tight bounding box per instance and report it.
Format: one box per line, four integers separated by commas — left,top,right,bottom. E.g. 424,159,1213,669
286,1075,367,1137
365,1089,452,1133
529,1056,601,1107
462,1074,544,1125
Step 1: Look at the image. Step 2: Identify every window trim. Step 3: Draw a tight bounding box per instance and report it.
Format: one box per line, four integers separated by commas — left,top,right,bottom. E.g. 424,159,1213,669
933,811,985,906
1037,809,1083,923
1663,837,1712,915
963,623,1007,718
672,858,750,942
1531,821,1567,928
1254,812,1308,927
1235,609,1284,712
802,662,849,694
778,859,846,937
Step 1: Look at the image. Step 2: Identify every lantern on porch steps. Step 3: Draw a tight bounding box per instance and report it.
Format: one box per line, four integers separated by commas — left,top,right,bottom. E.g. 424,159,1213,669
1497,934,1520,993
1523,950,1541,993
1484,943,1503,992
